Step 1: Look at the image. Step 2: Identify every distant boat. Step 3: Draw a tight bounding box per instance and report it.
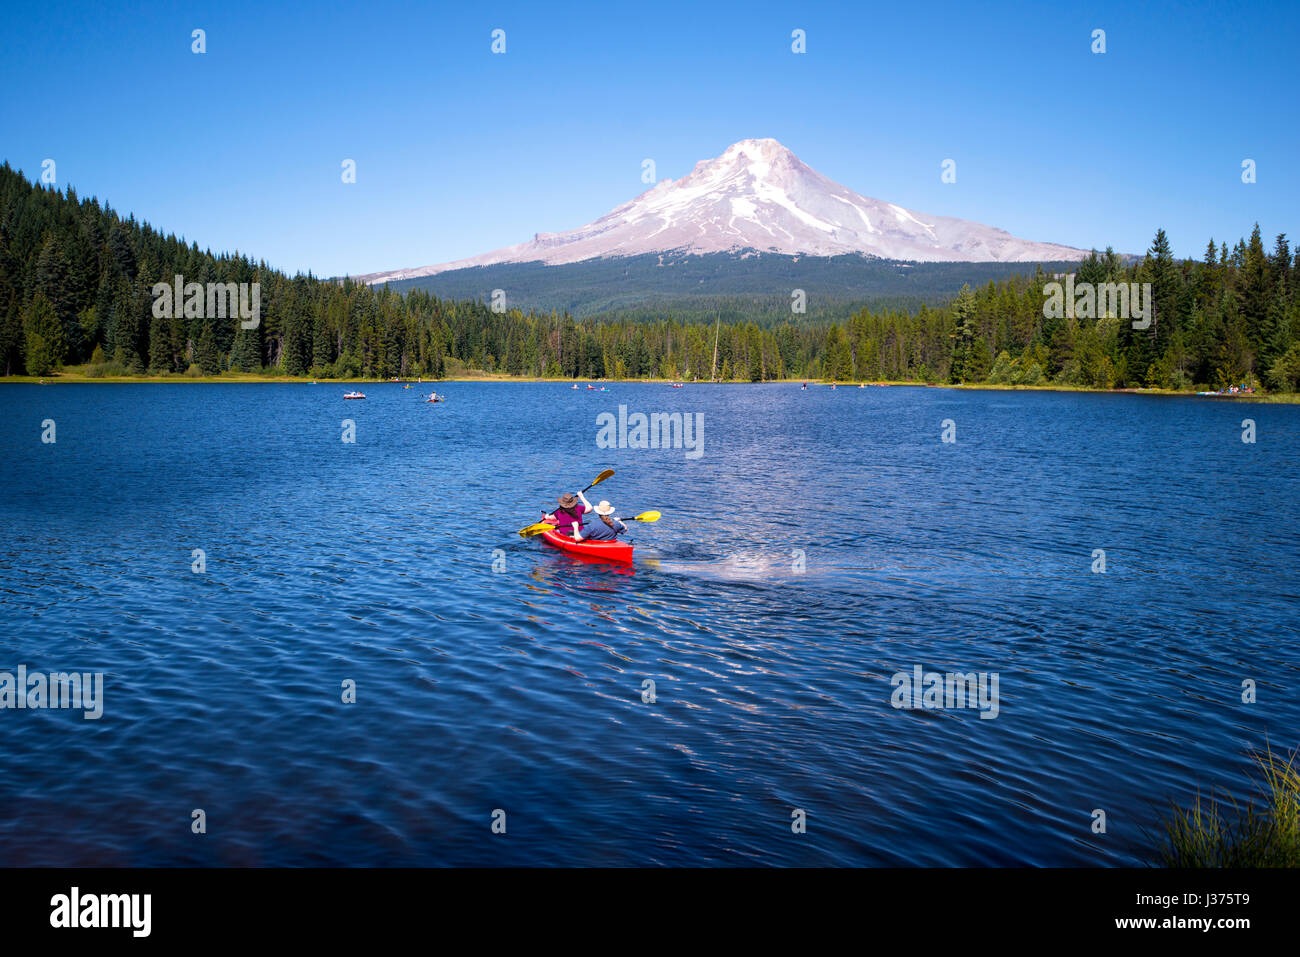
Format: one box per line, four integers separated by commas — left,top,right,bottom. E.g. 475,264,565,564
571,384,579,390
343,391,366,399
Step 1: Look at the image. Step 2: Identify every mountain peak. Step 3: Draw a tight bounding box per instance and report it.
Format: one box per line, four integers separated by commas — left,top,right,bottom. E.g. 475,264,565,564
358,140,1087,284
721,137,793,159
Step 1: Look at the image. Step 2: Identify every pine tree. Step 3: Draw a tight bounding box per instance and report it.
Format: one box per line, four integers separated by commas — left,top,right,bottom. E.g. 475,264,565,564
148,308,172,372
110,278,143,371
312,304,335,369
107,222,137,280
230,324,261,372
1241,224,1270,351
195,322,221,375
34,234,83,363
948,284,978,382
22,292,62,375
0,297,23,376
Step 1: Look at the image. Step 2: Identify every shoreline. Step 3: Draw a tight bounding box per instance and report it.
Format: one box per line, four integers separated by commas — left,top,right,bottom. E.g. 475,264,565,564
5,372,1296,403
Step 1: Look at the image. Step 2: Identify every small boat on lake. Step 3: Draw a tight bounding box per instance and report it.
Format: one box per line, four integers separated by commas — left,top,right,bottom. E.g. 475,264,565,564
344,391,366,399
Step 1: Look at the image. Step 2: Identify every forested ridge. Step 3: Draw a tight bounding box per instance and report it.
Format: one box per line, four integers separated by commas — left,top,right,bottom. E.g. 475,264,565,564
3,163,1299,390
381,250,1087,320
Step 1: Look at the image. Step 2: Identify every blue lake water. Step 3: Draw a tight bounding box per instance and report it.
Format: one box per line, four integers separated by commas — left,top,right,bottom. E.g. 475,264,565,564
0,381,1296,866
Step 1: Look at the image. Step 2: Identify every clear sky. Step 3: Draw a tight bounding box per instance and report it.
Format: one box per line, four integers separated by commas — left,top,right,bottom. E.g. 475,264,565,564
2,0,1296,277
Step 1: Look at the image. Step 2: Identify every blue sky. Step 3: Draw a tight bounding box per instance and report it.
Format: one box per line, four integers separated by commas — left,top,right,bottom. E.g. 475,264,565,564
2,0,1296,276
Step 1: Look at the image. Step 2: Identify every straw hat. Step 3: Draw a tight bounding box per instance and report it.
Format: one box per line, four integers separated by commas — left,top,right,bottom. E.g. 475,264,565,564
593,501,615,516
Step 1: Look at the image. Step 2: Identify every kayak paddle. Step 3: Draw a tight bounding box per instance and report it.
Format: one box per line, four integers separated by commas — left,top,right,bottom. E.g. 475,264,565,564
582,468,615,493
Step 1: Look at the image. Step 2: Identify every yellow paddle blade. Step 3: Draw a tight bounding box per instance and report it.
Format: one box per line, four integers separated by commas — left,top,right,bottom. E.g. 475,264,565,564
518,522,556,538
586,468,615,489
632,511,660,522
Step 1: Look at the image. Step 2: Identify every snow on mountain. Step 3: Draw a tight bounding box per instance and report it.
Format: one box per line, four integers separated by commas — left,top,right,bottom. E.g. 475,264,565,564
358,138,1087,284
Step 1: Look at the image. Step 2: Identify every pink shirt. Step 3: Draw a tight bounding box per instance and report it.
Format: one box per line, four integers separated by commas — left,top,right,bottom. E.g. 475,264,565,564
547,504,588,536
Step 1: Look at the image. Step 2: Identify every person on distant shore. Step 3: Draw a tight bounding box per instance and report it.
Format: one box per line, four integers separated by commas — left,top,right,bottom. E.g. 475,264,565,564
544,492,589,537
576,500,627,542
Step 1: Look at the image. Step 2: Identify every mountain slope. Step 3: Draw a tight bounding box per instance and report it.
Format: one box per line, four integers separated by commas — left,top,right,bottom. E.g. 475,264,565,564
360,138,1088,284
381,251,1084,323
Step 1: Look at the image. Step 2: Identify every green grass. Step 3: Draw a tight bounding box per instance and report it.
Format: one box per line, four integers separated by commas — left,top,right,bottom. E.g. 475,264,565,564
1154,745,1300,867
14,367,1300,401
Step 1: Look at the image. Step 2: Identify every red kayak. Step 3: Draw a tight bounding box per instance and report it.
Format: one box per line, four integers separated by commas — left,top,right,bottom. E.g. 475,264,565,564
540,528,633,563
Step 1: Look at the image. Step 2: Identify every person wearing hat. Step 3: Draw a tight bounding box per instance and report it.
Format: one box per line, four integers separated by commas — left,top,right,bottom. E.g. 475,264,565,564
576,499,628,542
543,491,589,538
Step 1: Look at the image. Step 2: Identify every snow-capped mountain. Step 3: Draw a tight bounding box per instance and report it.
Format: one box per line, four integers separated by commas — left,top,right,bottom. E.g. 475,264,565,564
359,138,1087,283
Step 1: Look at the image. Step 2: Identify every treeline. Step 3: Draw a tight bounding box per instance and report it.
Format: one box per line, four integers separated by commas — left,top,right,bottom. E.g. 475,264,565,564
913,232,1300,391
2,162,1298,390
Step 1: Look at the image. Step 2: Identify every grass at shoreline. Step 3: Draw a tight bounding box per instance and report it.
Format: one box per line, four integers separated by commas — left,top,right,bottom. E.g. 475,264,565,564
6,370,1299,402
1154,745,1300,867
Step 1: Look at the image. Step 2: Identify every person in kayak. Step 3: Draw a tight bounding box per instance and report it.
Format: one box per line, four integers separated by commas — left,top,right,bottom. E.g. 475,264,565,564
575,500,628,542
543,492,589,538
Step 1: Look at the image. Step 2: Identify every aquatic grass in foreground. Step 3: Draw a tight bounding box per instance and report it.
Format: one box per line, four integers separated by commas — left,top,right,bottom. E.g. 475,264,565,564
1154,745,1300,867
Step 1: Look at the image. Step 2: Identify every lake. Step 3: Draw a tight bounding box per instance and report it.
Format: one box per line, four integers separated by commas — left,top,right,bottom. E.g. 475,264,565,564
0,381,1296,865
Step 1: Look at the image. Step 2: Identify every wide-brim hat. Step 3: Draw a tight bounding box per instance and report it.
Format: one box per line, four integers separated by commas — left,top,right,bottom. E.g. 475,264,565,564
593,501,615,516
557,492,579,509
